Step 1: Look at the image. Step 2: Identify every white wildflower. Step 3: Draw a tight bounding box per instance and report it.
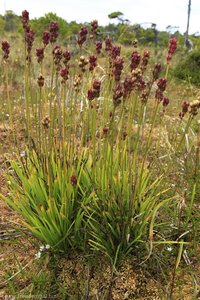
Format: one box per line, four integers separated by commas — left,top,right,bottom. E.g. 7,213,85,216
39,245,45,251
166,246,173,252
35,251,41,259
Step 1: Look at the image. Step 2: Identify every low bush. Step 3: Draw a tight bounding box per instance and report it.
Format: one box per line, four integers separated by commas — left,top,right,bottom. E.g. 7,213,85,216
173,49,200,86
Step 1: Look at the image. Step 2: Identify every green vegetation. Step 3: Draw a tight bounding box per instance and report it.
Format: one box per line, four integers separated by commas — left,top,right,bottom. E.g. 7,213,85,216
174,49,200,86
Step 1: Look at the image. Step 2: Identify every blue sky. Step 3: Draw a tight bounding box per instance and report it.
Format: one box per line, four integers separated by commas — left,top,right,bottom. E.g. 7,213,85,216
0,0,199,34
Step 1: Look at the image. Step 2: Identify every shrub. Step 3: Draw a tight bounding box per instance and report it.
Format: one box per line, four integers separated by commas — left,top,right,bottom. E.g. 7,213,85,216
173,50,200,86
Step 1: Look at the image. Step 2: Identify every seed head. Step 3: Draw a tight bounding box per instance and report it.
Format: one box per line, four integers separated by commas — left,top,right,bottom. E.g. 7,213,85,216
132,39,138,48
189,99,200,116
42,116,50,129
141,50,150,72
74,74,82,90
113,83,124,106
141,90,148,104
152,63,162,81
132,68,142,80
37,74,45,87
78,55,88,72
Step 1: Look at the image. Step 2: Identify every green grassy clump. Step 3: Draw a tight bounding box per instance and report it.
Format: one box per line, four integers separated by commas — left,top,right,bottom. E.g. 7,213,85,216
0,11,200,299
173,49,200,86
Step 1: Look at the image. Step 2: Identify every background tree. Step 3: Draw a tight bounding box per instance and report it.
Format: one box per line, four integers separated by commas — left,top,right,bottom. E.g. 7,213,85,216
4,10,20,32
108,11,129,24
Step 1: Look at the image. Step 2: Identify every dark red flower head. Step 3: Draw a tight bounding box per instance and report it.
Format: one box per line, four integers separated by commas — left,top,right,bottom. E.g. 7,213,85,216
163,96,170,107
141,50,150,71
52,45,62,65
63,50,71,65
113,56,124,81
182,101,190,113
105,38,112,52
22,10,29,21
87,89,96,101
37,74,45,87
21,10,29,29
167,37,177,63
60,66,69,81
157,78,167,92
91,20,98,34
49,21,59,43
43,31,50,47
92,79,101,91
25,29,35,53
89,55,97,71
70,175,77,185
77,26,88,47
130,50,141,71
1,40,10,60
111,45,121,59
103,127,109,135
179,101,190,119
123,77,134,98
95,41,102,54
36,47,44,64
122,131,127,140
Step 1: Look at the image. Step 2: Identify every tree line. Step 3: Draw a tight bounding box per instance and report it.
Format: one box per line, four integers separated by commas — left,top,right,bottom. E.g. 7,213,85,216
0,10,199,48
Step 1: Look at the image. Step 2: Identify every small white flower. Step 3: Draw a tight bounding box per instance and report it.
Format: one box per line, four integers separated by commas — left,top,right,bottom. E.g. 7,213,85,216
35,251,41,259
45,244,50,249
39,245,45,251
166,246,173,252
20,151,26,157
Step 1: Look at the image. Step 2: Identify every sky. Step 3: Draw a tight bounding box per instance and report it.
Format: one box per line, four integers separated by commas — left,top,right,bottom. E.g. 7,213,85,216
0,0,199,34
